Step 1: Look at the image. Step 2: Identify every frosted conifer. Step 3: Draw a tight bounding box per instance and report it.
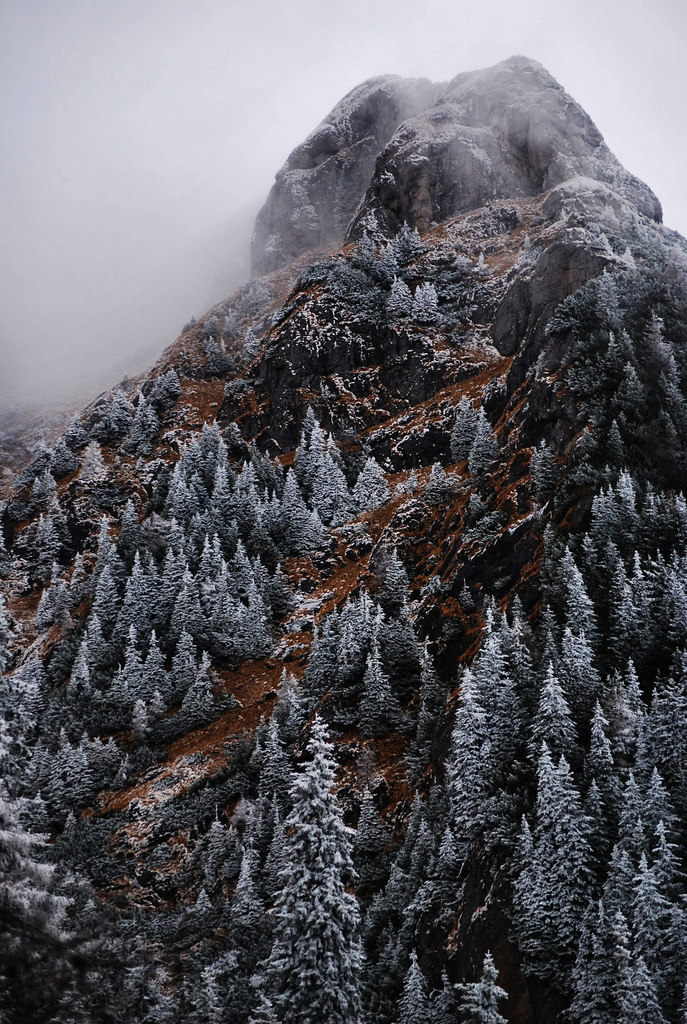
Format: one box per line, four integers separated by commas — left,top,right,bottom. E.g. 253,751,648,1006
468,409,498,475
397,950,433,1024
261,716,363,1024
359,639,401,738
387,277,413,320
412,282,440,324
80,441,107,483
455,951,508,1024
353,457,390,511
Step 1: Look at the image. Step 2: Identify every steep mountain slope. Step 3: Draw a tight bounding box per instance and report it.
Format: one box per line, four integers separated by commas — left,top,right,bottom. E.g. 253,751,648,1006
2,56,687,1024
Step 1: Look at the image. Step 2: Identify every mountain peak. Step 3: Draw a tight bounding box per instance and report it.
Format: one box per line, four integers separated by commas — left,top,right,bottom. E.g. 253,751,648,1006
251,57,661,276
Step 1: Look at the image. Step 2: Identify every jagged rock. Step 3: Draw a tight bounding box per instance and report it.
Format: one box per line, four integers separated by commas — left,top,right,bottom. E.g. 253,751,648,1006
250,75,442,275
348,56,661,240
252,56,660,280
491,239,613,358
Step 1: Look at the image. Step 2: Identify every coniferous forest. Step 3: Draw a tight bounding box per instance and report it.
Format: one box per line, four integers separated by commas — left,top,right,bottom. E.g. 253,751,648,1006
2,56,687,1023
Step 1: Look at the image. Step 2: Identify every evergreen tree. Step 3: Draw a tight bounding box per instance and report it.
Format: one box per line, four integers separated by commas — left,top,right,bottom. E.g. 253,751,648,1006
387,277,413,320
359,639,401,738
392,224,425,265
513,747,593,981
80,441,107,483
260,717,363,1024
181,652,218,729
353,457,390,512
468,410,498,475
281,470,324,555
618,955,668,1024
407,647,448,784
447,667,490,856
570,900,617,1024
455,951,508,1024
129,395,160,456
397,950,433,1024
558,627,600,723
49,438,80,479
424,463,451,504
303,614,339,705
559,547,597,643
530,441,559,506
529,663,578,766
354,788,388,861
451,398,479,463
412,282,440,325
259,717,292,805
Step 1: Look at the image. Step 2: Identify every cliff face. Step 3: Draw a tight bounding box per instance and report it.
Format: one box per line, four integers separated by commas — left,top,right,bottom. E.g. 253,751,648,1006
3,58,687,1024
250,74,442,275
251,56,661,276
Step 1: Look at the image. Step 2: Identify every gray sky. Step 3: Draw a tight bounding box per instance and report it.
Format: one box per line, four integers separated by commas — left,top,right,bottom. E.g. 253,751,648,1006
1,0,685,411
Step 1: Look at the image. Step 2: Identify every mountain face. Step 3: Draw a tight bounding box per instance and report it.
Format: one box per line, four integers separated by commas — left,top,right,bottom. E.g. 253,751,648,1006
3,56,687,1024
251,56,660,275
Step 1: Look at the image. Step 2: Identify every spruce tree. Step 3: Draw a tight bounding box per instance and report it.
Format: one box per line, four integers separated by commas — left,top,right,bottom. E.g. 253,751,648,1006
260,717,363,1024
450,398,479,463
359,638,401,738
412,282,440,325
353,457,390,513
528,663,578,766
513,747,593,980
387,277,413,320
397,950,433,1024
455,951,508,1024
468,410,497,475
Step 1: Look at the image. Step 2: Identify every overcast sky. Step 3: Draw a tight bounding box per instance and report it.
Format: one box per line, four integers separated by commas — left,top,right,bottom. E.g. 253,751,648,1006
1,0,685,411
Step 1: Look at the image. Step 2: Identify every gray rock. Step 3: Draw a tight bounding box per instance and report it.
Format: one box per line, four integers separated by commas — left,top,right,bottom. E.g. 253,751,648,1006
249,56,661,276
347,56,661,240
250,75,442,276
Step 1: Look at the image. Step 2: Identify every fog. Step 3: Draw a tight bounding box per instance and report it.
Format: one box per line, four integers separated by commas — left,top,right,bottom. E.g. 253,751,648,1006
1,0,685,412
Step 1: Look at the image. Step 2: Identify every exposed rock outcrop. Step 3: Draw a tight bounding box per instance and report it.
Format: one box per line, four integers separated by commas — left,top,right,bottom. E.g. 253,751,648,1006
251,56,661,279
347,56,661,239
250,75,441,275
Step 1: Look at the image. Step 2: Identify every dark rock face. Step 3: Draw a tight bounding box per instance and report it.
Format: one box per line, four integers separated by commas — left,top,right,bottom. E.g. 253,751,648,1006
491,239,613,358
250,75,441,275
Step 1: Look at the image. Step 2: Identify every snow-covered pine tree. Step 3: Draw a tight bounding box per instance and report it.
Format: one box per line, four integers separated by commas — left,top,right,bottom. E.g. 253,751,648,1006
397,950,433,1024
49,438,80,480
392,223,425,266
423,462,451,505
387,277,413,320
411,282,440,325
260,716,363,1024
528,663,578,766
530,441,559,506
80,441,107,483
378,547,410,616
513,746,593,981
129,395,160,456
353,457,390,512
468,409,498,475
455,951,508,1024
359,638,401,738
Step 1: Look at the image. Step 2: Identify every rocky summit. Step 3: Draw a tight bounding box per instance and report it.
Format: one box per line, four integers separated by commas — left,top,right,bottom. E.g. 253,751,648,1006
2,57,687,1024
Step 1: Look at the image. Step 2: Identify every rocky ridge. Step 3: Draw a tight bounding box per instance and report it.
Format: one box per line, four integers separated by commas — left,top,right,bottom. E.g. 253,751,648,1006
252,56,660,276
